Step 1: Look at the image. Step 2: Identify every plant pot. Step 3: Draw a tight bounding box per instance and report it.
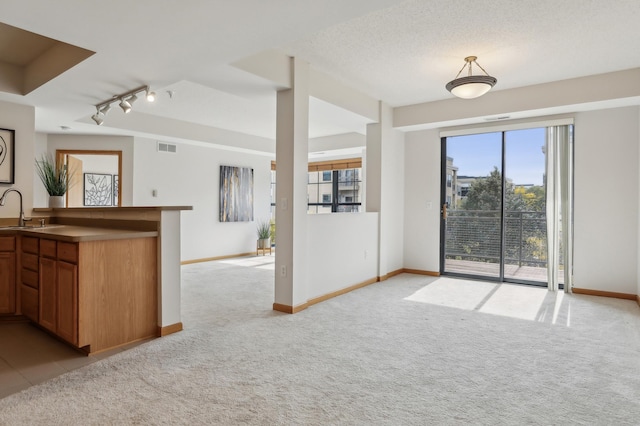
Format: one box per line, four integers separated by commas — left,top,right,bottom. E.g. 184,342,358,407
49,195,65,208
257,238,270,249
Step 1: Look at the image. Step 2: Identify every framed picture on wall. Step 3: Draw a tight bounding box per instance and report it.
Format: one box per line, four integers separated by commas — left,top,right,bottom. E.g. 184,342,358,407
84,173,113,206
219,165,254,222
0,128,15,184
112,174,119,206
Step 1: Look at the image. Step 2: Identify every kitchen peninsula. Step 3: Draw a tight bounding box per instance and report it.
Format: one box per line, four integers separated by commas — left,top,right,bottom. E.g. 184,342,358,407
0,206,191,354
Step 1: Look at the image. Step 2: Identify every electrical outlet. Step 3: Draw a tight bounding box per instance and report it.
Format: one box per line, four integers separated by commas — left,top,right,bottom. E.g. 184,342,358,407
364,250,368,259
280,265,286,277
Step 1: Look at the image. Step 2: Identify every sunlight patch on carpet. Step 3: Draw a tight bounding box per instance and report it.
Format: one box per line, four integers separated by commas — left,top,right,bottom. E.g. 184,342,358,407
404,277,569,323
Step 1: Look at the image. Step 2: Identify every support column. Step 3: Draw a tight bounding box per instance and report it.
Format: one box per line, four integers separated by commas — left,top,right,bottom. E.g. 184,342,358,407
366,102,404,279
273,57,310,313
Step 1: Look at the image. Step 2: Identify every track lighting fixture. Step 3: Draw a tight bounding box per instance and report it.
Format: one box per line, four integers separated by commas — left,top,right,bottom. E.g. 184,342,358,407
92,85,156,125
91,107,104,125
119,98,132,113
127,93,138,106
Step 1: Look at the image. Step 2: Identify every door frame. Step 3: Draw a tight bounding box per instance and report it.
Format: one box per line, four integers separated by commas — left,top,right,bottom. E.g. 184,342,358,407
439,135,546,287
55,150,123,207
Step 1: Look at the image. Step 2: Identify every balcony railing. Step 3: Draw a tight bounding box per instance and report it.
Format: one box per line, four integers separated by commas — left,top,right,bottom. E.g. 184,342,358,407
445,210,547,268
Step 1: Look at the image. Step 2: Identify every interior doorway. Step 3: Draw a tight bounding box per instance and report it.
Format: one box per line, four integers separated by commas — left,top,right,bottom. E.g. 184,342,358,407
56,150,122,207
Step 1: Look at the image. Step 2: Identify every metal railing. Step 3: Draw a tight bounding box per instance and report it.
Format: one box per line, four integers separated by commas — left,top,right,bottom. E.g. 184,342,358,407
445,210,547,267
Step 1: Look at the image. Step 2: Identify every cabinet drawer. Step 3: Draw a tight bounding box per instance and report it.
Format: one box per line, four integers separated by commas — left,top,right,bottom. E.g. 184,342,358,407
0,236,15,252
22,252,38,271
22,236,39,254
40,239,57,258
21,268,38,289
57,242,78,263
21,284,38,322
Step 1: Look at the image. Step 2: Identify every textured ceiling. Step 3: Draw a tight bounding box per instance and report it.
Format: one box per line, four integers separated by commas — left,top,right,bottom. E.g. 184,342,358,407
0,0,638,147
284,0,640,106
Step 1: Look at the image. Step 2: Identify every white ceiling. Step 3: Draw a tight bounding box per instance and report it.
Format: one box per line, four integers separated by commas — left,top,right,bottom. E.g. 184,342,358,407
0,0,639,151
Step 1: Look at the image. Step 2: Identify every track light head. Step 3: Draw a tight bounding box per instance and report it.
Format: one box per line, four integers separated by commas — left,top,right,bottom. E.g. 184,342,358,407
99,104,111,115
91,111,104,125
119,98,132,113
127,93,138,106
146,90,156,102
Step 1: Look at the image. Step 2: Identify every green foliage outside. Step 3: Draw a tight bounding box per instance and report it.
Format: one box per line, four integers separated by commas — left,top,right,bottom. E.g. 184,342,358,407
462,166,545,212
447,166,547,267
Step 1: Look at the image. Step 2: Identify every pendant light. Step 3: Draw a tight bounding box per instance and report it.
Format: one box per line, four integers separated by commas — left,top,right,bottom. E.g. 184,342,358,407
446,56,497,99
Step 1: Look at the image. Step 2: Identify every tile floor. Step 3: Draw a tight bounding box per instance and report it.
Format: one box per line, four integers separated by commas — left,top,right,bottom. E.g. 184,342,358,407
0,321,147,399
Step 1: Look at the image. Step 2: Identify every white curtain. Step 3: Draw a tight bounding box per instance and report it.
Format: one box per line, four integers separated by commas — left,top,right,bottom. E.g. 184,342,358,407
545,125,573,292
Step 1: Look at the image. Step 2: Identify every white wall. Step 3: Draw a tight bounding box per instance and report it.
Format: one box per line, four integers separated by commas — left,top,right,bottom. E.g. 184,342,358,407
72,154,118,175
380,126,405,273
403,129,440,273
307,212,379,299
0,101,35,220
132,137,272,261
573,107,639,294
402,106,640,296
33,132,48,208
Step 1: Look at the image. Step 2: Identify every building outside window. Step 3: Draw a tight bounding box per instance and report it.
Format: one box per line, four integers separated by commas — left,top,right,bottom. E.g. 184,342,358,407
272,159,362,215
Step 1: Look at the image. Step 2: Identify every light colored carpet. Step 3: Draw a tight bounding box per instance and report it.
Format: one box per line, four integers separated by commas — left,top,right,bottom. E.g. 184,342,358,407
1,257,640,425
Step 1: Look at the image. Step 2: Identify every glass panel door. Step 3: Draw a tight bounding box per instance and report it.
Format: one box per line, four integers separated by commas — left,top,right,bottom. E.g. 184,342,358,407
503,129,547,282
441,132,503,279
441,128,548,285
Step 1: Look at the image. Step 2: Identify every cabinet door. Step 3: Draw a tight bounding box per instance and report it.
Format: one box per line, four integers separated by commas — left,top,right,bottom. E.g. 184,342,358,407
39,257,57,332
0,252,16,314
57,261,78,345
21,285,38,322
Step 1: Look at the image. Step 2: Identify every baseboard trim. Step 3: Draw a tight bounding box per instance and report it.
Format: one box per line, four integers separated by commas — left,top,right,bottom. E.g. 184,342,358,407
181,252,257,265
273,302,308,314
0,314,29,323
401,268,440,277
273,277,379,314
572,288,637,301
378,269,404,282
308,277,379,306
158,322,183,337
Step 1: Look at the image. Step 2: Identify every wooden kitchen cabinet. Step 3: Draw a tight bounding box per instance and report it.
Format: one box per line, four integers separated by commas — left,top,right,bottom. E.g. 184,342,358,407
38,239,79,345
56,260,78,345
30,235,156,354
0,236,16,314
38,257,57,333
20,236,39,322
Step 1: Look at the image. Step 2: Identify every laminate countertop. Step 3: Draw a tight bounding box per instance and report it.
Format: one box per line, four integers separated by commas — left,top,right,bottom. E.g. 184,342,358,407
0,225,158,242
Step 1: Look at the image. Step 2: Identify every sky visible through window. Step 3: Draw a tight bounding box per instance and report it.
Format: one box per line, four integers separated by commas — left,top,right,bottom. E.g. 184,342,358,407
447,127,546,186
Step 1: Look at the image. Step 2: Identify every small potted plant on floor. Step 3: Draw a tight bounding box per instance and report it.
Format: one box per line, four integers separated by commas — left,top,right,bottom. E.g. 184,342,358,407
256,219,271,250
35,153,73,208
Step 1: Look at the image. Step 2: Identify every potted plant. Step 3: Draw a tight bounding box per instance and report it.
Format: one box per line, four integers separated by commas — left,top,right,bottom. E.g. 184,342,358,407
256,219,271,249
34,153,73,208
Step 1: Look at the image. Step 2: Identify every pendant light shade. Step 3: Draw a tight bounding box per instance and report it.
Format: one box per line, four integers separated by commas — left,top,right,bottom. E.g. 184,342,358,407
446,56,497,99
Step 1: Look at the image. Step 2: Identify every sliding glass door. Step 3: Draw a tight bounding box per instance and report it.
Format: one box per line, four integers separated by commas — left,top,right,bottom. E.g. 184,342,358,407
441,128,548,285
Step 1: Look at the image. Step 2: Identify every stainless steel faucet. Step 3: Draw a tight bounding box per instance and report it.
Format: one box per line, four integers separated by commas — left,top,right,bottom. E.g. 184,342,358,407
0,188,31,227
